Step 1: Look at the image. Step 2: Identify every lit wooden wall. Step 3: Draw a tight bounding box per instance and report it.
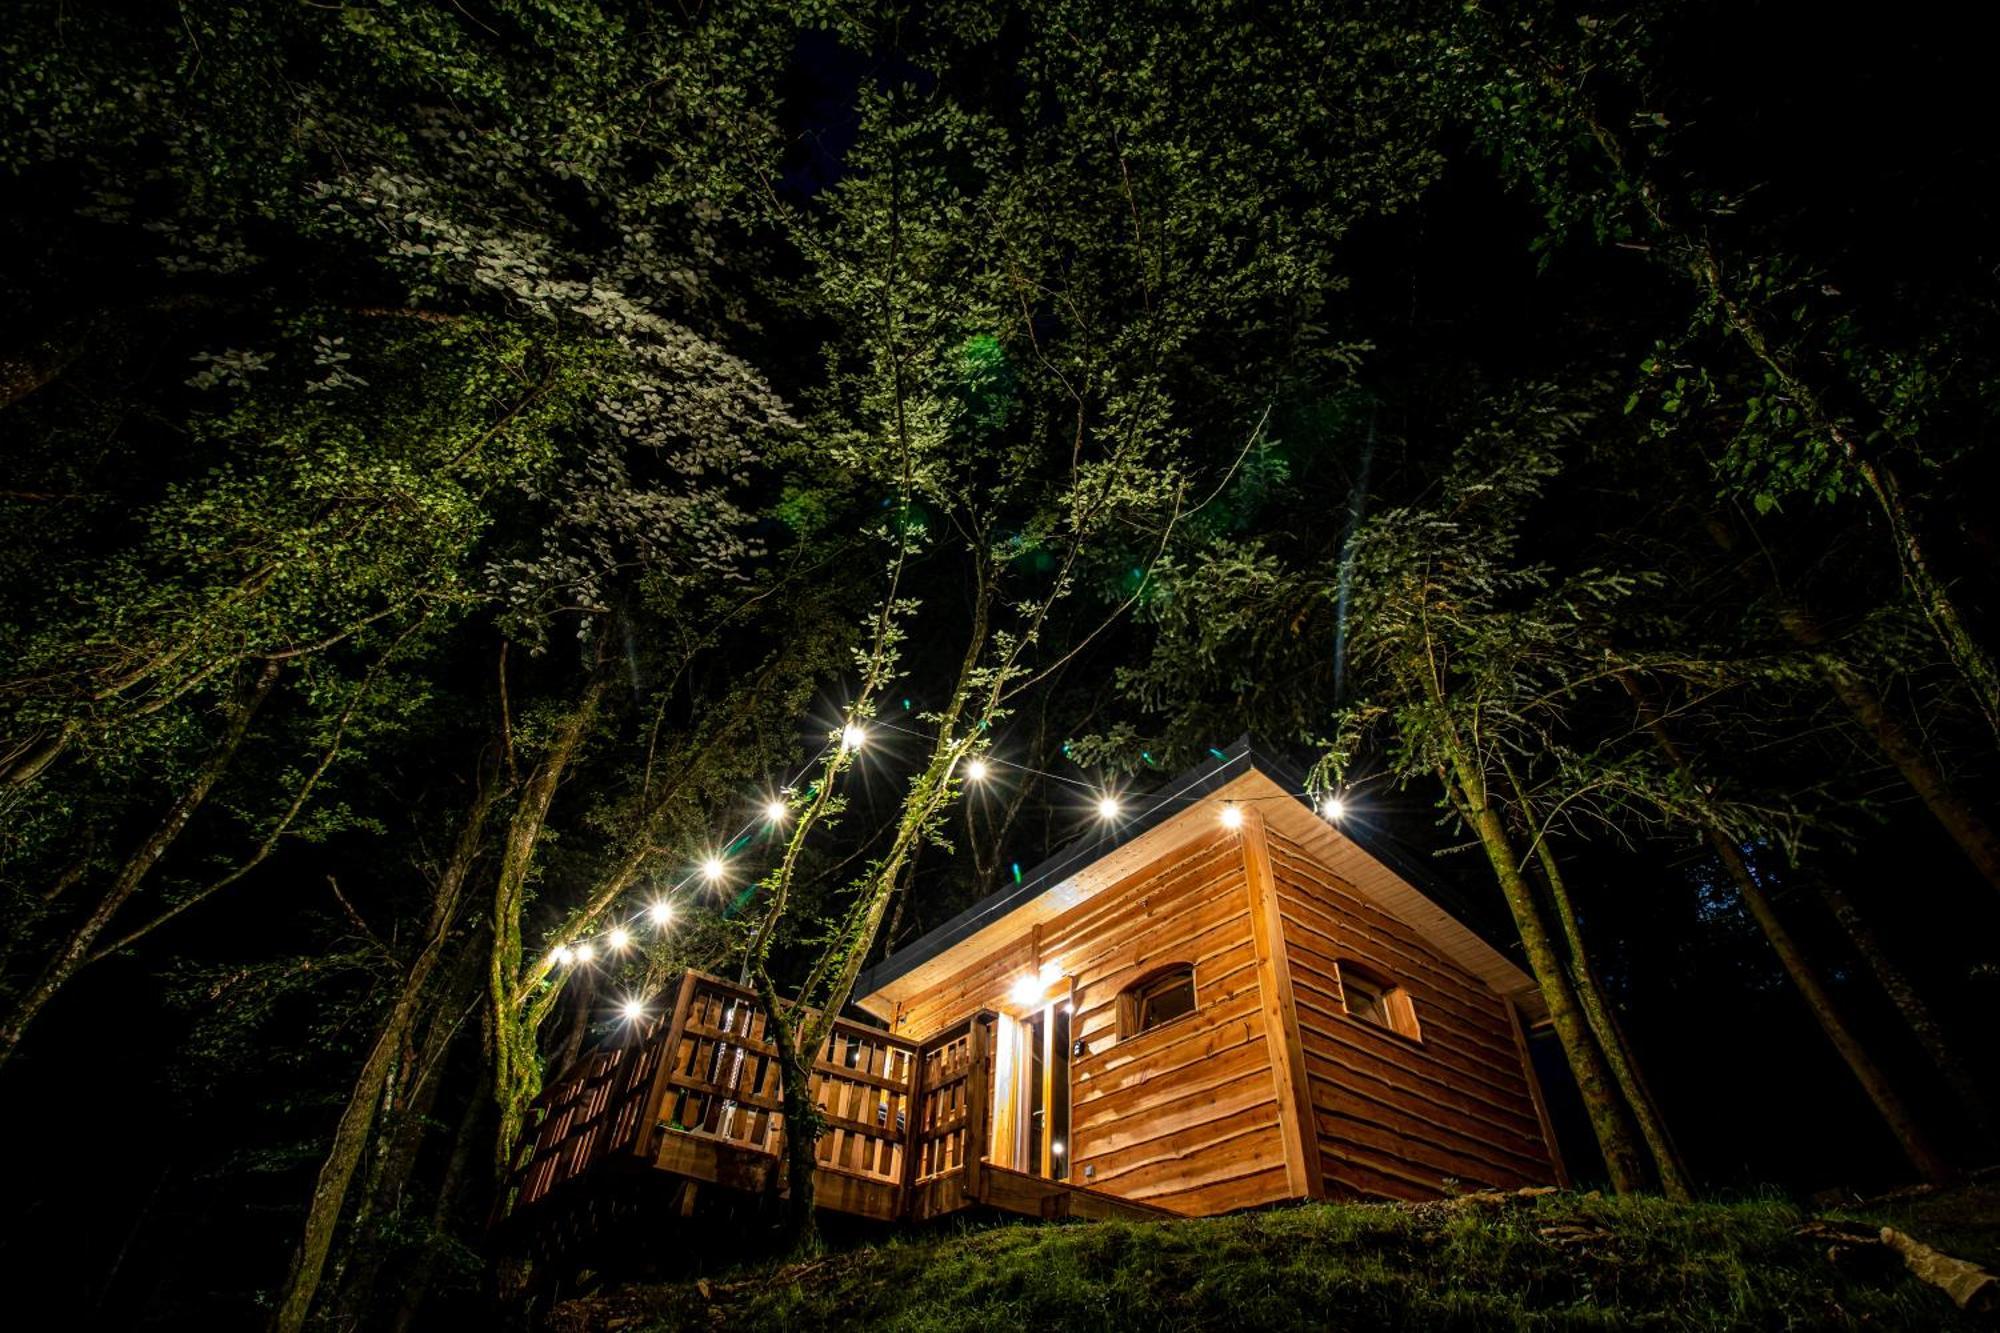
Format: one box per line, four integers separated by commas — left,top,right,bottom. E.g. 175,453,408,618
892,830,1295,1215
888,817,1558,1215
1265,825,1558,1198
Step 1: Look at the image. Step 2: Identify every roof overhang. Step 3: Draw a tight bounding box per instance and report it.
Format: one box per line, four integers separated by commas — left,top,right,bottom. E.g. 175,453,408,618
852,741,1544,1024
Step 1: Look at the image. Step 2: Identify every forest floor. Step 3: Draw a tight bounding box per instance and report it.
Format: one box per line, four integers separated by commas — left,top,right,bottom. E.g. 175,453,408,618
542,1183,2000,1332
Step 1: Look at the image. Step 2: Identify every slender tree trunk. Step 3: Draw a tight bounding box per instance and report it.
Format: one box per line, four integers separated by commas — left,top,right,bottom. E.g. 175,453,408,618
389,1080,488,1333
1704,515,2000,895
270,759,498,1333
1518,43,2000,732
329,940,487,1328
1812,875,1994,1145
488,663,610,1174
1442,751,1649,1193
1619,675,1959,1184
1516,816,1693,1200
0,661,278,1069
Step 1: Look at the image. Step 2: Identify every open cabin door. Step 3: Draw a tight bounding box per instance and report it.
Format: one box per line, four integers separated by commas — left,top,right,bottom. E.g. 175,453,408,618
994,981,1072,1180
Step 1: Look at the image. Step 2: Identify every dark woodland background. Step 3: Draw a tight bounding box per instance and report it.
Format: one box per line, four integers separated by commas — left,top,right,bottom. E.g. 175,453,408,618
1,2,1997,1327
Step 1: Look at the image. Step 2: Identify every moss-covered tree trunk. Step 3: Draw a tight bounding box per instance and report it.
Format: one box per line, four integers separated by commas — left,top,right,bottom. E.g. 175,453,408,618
1436,730,1649,1193
1519,823,1692,1199
271,755,499,1333
488,663,610,1176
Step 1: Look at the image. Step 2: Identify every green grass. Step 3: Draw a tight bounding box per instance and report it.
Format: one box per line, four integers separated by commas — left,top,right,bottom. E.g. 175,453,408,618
546,1191,1991,1332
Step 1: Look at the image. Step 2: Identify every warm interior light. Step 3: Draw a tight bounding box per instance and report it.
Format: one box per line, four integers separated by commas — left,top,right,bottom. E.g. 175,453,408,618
1321,795,1347,822
840,723,867,751
606,927,631,952
764,798,789,822
1219,802,1244,829
621,998,646,1022
1095,795,1121,820
574,942,596,963
965,758,990,781
647,900,674,926
701,856,726,882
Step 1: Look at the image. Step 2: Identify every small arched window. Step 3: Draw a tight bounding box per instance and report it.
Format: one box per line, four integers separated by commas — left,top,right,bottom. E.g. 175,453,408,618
1117,965,1196,1039
1339,962,1421,1041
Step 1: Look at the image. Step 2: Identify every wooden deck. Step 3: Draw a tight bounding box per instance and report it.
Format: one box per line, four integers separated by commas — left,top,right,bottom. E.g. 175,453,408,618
499,970,1170,1233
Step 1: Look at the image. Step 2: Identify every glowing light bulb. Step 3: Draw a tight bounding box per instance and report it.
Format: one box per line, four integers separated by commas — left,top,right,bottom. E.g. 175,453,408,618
551,945,574,966
1096,795,1121,821
965,758,989,782
1321,795,1347,822
1010,974,1045,1007
1051,1139,1065,1156
701,856,726,882
647,900,674,927
574,942,596,963
1219,802,1244,829
764,798,789,822
607,927,631,952
840,723,867,751
622,998,646,1022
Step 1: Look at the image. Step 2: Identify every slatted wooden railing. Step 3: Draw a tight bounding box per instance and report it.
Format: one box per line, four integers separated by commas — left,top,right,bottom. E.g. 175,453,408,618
504,971,983,1222
509,1019,667,1211
911,1012,992,1184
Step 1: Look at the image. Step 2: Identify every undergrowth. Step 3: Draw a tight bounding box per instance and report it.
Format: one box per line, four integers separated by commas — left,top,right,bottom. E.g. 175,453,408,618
544,1191,1989,1331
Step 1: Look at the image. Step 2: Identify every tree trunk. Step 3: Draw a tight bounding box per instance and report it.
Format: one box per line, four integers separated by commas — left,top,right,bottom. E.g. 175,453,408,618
328,939,488,1328
388,1080,488,1333
0,661,278,1069
1704,515,2000,896
488,663,610,1175
1618,674,1959,1184
1518,44,2000,734
1438,743,1649,1193
270,758,498,1333
1813,875,1994,1146
1519,822,1693,1200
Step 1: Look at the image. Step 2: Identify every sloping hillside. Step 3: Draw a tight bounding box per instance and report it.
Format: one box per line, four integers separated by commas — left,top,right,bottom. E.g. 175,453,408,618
545,1187,1998,1332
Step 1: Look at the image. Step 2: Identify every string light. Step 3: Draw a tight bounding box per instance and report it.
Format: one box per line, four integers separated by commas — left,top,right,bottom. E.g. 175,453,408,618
529,713,1367,984
621,997,646,1022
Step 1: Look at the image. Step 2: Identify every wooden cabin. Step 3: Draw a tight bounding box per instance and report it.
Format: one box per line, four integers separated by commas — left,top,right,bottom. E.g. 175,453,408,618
499,743,1565,1244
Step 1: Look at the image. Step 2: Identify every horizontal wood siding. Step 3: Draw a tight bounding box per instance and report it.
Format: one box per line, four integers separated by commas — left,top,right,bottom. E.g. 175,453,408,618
1266,828,1554,1200
893,831,1295,1215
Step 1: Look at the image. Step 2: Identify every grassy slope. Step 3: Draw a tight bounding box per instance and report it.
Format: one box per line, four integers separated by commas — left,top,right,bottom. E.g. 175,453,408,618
546,1190,1995,1332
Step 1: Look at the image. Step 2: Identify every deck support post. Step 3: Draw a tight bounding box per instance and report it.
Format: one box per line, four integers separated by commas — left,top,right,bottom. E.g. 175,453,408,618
963,1015,991,1201
632,970,698,1164
1241,810,1325,1201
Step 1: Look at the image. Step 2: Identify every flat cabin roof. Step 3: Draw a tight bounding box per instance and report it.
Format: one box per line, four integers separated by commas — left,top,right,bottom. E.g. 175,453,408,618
852,740,1545,1024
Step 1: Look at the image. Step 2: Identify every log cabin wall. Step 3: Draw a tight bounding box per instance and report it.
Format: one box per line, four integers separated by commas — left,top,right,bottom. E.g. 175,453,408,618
1263,824,1557,1199
889,829,1299,1215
